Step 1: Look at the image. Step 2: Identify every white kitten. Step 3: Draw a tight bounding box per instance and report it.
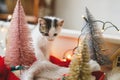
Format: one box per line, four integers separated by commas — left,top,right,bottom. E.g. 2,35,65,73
20,17,68,80
31,16,64,60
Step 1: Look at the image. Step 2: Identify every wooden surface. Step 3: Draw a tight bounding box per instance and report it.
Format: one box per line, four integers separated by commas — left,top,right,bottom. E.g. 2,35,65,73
0,0,40,24
0,14,38,24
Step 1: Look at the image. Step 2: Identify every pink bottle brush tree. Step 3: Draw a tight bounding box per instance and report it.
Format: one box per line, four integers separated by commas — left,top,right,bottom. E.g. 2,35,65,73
5,0,36,67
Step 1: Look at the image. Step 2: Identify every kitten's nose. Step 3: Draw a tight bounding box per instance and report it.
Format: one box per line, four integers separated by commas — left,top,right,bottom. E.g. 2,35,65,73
48,37,54,41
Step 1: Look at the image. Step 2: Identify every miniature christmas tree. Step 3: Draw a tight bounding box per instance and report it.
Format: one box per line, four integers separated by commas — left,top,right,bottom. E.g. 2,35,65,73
84,8,111,65
5,0,36,67
65,38,92,80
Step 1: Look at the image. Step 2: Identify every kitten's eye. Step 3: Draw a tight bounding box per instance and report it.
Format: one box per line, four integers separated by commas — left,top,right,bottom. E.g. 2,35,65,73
54,33,57,36
44,33,49,36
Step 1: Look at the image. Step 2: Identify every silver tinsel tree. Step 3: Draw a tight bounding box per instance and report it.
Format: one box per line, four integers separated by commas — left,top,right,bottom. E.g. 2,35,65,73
84,8,111,65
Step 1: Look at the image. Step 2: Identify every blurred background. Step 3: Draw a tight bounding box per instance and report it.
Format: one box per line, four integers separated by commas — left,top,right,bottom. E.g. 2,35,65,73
0,0,120,55
0,0,120,32
0,0,120,70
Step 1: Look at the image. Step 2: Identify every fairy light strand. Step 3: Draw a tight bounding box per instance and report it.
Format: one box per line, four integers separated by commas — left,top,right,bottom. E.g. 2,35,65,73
82,16,120,32
62,16,120,61
0,15,12,53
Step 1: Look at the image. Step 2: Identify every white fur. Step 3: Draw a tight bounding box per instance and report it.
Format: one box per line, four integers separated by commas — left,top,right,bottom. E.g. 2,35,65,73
89,60,101,80
31,24,52,60
89,59,101,72
20,60,69,80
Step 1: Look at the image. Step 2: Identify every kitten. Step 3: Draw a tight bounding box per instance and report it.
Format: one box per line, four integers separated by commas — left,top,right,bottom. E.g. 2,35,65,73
31,16,64,60
20,17,69,80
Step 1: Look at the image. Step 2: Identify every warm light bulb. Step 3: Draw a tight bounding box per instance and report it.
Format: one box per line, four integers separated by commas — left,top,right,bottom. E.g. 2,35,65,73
4,48,6,51
118,30,120,33
101,29,104,32
7,15,12,21
76,53,81,56
62,58,67,62
0,27,7,32
0,40,3,43
81,15,85,18
1,28,5,32
81,15,88,22
66,54,72,60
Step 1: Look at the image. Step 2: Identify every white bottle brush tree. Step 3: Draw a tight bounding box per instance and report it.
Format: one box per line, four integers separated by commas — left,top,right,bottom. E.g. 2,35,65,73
65,37,93,80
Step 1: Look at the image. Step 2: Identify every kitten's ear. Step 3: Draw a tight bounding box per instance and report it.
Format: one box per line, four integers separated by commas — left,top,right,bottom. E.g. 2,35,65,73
38,17,45,24
58,19,64,27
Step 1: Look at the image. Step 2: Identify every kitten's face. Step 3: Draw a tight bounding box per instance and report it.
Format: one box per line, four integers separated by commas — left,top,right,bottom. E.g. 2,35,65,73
38,16,64,41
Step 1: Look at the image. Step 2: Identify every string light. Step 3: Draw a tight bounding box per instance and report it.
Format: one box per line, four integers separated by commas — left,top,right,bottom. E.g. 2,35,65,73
62,16,86,61
62,49,74,61
62,15,120,61
62,15,120,63
82,16,120,32
102,21,120,32
82,15,88,22
0,14,11,53
66,54,72,60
